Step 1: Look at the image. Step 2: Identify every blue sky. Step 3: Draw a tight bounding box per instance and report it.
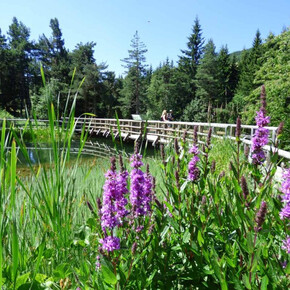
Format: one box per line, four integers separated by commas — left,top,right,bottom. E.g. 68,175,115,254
0,0,289,76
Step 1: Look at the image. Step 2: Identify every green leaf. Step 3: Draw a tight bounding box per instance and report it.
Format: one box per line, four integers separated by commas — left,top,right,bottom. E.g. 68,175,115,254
15,272,30,289
261,275,269,290
180,180,189,193
183,229,191,243
197,230,204,246
246,232,254,254
242,274,251,289
102,266,117,285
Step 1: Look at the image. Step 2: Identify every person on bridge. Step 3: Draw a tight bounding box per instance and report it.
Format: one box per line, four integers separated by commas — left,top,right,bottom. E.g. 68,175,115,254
161,110,168,121
167,110,174,121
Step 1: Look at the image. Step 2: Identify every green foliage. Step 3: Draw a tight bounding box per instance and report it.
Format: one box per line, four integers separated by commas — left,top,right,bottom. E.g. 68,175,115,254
242,29,290,149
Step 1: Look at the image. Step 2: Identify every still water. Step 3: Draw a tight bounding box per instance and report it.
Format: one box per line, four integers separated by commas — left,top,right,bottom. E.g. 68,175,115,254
17,136,159,167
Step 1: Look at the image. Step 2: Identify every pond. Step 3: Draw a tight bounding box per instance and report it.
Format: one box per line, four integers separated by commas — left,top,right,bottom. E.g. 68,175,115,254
16,136,159,167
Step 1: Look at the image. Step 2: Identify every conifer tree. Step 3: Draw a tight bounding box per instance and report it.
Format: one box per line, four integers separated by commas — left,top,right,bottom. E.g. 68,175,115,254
179,17,204,104
236,30,263,97
194,39,219,122
120,31,148,116
7,17,33,116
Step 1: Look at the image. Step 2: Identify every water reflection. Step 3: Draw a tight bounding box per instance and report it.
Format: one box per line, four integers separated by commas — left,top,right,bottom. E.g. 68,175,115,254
16,137,157,166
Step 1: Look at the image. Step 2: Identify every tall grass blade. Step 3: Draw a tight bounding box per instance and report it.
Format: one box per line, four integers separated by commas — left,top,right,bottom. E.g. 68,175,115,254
40,63,46,87
12,219,19,286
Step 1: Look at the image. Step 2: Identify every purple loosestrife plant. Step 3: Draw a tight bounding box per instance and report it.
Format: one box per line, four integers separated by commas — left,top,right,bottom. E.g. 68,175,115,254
282,236,290,254
99,236,120,252
129,152,153,217
279,168,290,220
100,157,129,252
250,86,271,165
279,168,290,254
101,157,119,230
188,145,200,182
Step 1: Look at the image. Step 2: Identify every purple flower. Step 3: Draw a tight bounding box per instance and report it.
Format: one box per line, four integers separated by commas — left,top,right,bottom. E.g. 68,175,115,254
95,255,101,271
115,170,129,221
99,236,120,252
279,168,290,253
188,144,200,182
130,153,143,169
189,144,199,155
281,168,290,203
129,153,153,217
280,168,290,220
101,167,119,229
282,237,290,254
250,87,270,165
280,204,290,220
254,201,267,232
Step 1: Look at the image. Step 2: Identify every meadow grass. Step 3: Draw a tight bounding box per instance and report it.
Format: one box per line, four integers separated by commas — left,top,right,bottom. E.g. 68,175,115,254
0,87,289,288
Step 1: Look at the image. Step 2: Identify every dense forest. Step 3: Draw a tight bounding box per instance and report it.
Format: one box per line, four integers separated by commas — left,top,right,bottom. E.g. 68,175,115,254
0,17,289,146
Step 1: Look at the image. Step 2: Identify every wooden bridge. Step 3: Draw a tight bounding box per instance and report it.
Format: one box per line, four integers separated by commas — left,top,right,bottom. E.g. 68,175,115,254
73,117,290,161
1,117,290,161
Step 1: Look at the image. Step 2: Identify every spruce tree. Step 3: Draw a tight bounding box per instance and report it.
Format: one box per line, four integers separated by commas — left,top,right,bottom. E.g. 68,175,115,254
120,31,148,116
194,39,219,122
236,30,263,97
178,17,204,104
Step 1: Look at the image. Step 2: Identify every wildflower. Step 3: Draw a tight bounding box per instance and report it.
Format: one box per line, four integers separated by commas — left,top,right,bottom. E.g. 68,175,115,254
244,145,249,159
115,169,129,221
280,168,290,220
281,237,290,254
250,86,270,165
241,176,249,200
219,171,225,178
99,236,120,252
254,201,267,232
188,144,200,182
136,225,144,232
189,144,199,155
130,153,153,217
206,127,212,147
95,255,101,271
131,242,137,255
235,116,241,139
101,157,119,229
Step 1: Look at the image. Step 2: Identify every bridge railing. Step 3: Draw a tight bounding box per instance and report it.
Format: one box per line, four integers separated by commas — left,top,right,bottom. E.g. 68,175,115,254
71,117,290,161
1,117,289,161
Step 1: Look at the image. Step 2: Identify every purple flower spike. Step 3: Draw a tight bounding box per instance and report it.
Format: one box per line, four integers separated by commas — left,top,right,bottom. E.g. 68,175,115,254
101,165,119,230
282,237,290,254
188,144,200,182
129,153,153,217
279,168,290,253
99,236,120,252
250,86,271,165
280,168,290,220
130,153,144,169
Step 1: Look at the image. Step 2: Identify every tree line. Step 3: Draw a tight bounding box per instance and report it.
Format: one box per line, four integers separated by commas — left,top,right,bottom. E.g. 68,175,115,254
0,17,289,146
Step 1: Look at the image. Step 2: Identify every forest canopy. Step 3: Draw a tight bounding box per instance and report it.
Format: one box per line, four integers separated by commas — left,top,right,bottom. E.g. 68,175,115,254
0,17,289,146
